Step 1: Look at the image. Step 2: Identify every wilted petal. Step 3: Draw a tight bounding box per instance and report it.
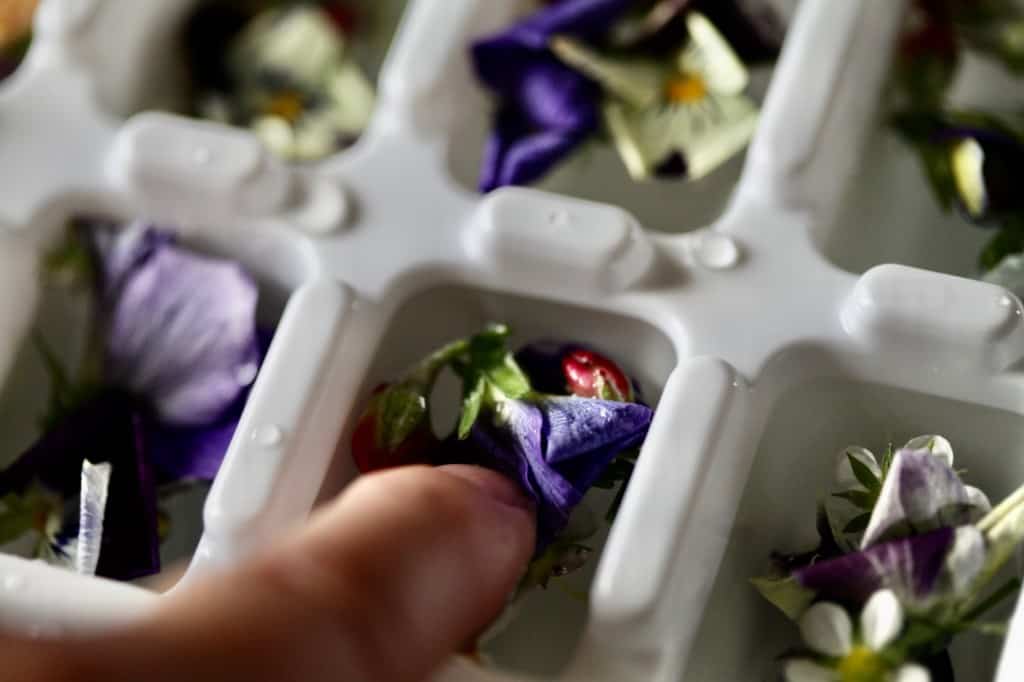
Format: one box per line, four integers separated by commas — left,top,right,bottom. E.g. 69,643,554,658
860,589,903,651
543,396,650,466
104,234,260,426
465,395,652,548
861,449,985,548
796,527,955,609
798,601,852,657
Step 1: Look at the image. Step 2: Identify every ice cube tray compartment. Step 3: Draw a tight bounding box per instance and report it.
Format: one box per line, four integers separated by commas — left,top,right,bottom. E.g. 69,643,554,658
3,0,1024,680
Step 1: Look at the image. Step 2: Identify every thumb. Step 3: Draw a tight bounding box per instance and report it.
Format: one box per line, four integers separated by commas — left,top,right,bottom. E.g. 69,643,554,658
10,465,535,682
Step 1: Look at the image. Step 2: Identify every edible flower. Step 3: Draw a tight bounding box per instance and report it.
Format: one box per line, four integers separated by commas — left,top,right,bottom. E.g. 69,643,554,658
0,220,268,579
187,2,375,161
470,0,780,190
350,326,654,582
785,590,932,682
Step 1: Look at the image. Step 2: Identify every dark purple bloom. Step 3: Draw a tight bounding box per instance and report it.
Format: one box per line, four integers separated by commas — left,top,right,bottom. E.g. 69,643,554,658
795,527,956,609
471,0,632,191
0,392,160,580
464,395,652,548
514,341,585,394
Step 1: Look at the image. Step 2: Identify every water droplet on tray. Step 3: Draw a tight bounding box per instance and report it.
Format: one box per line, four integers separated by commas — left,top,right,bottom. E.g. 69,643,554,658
252,424,284,448
698,234,740,270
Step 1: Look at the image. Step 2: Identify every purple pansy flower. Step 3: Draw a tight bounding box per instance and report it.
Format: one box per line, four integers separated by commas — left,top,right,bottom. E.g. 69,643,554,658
471,0,632,191
0,221,265,579
795,526,957,610
465,395,652,548
860,447,990,549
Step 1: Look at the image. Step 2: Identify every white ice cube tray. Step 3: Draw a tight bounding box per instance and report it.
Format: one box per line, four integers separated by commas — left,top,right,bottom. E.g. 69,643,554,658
1,0,1023,680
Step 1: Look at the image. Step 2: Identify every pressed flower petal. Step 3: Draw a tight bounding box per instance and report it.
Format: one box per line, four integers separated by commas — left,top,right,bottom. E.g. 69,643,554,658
75,460,111,576
796,527,955,609
861,450,986,549
859,589,904,651
799,601,853,657
104,236,260,426
784,659,838,682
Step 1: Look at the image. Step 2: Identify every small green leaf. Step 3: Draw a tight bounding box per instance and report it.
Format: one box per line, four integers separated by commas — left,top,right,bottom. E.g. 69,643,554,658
842,512,872,534
979,226,1024,272
457,377,486,440
847,452,881,493
832,489,876,510
378,383,429,451
485,357,531,399
750,576,816,621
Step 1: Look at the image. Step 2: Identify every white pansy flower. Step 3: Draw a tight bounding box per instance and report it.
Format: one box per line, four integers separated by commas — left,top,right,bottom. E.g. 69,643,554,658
785,591,931,682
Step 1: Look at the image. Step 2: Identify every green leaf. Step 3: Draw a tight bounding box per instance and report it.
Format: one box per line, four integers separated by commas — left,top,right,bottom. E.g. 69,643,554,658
378,382,429,451
842,512,872,534
832,489,876,510
485,357,531,399
750,576,816,621
847,452,882,493
457,377,486,440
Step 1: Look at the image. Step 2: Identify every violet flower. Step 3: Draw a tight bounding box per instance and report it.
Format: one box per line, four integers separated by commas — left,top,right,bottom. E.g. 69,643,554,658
860,446,990,549
0,221,266,579
465,394,652,548
471,0,632,191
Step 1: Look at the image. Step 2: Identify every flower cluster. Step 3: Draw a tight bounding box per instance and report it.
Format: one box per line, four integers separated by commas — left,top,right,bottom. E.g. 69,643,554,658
891,0,1024,293
185,1,375,162
0,0,35,81
469,0,783,191
350,327,653,588
0,219,270,581
753,435,1024,681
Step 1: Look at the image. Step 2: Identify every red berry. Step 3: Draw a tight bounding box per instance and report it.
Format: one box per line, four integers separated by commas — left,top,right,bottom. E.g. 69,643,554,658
561,350,633,402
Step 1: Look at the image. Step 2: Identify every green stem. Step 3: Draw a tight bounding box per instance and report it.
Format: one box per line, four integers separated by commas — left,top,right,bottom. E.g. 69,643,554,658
960,578,1022,624
979,484,1024,533
408,339,469,386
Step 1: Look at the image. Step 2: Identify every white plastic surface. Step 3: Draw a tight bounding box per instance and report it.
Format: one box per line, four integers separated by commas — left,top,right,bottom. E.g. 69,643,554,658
1,0,1023,680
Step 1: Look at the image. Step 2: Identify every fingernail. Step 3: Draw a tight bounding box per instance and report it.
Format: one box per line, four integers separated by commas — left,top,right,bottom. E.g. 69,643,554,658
438,465,534,513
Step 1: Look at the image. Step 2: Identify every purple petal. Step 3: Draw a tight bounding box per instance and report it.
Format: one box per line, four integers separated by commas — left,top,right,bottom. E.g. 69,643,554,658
488,126,593,191
460,395,652,549
103,233,260,426
541,396,651,466
516,59,602,130
472,0,632,90
0,392,161,581
87,220,175,297
861,449,988,548
146,326,272,482
796,527,956,609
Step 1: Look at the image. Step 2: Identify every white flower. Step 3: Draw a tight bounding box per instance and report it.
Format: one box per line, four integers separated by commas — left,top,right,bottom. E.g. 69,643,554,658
785,591,931,682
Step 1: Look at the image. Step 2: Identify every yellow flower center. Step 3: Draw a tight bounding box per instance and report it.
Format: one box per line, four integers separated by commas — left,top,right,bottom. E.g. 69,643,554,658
837,646,888,682
665,74,708,104
264,92,306,123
